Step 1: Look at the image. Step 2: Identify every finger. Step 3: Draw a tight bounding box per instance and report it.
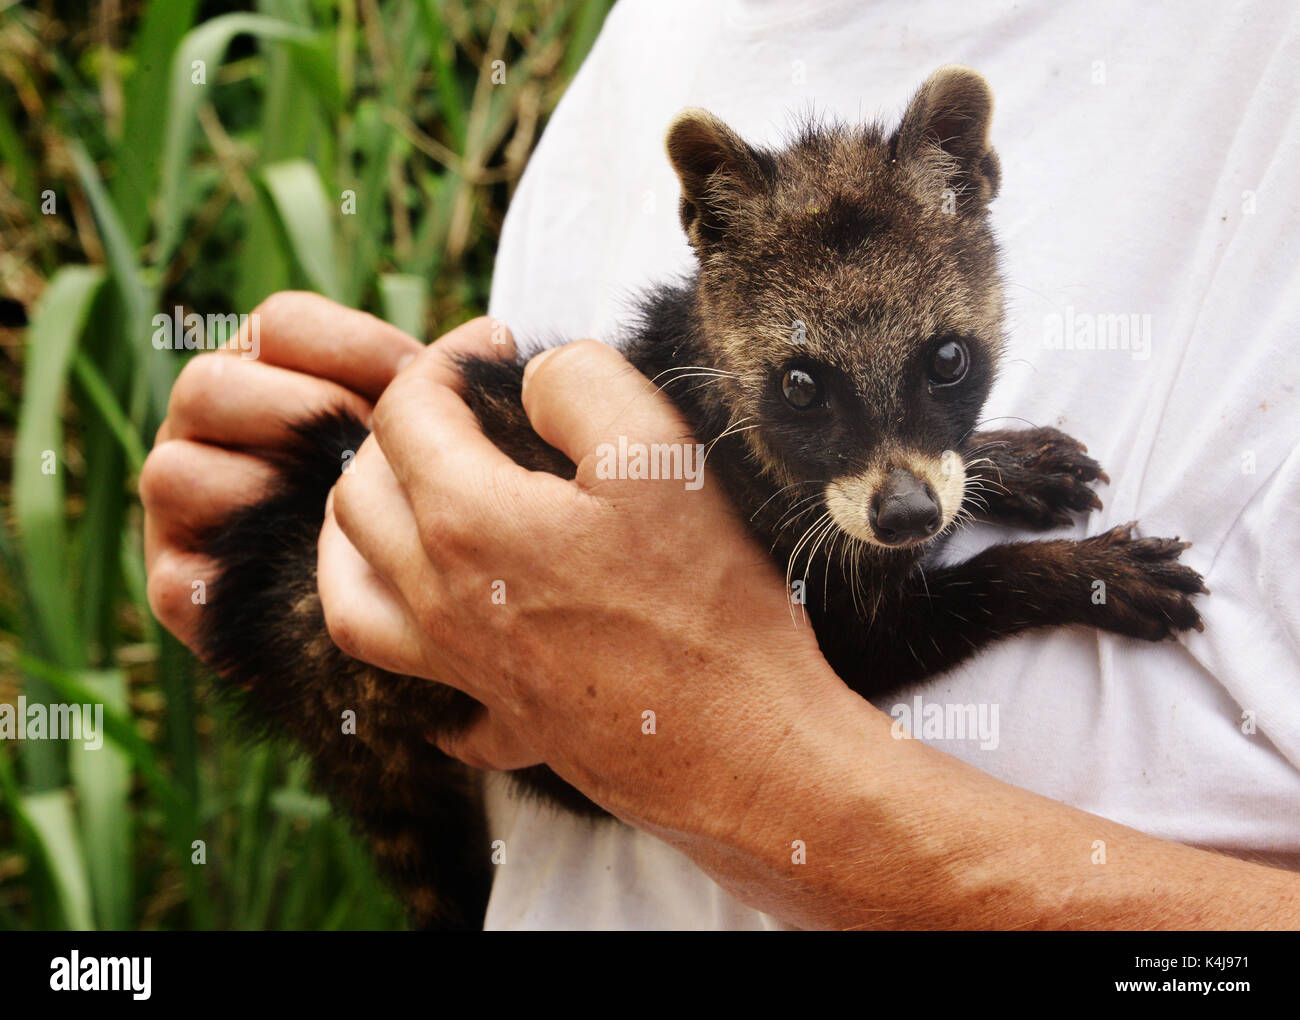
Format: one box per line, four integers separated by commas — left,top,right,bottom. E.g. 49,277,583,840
140,440,277,559
433,710,542,772
372,318,558,518
520,339,696,470
146,547,220,653
379,314,517,396
417,314,518,391
168,355,373,448
225,291,429,401
317,500,458,685
330,435,434,605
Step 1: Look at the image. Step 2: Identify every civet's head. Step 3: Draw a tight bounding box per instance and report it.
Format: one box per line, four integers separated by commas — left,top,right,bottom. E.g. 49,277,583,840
666,67,1003,550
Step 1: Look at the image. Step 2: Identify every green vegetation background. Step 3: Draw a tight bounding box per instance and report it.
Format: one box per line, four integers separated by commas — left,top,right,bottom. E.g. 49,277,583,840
0,0,613,930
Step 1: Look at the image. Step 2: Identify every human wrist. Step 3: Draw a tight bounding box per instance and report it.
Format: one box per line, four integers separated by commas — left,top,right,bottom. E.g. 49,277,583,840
636,659,1025,929
631,653,883,927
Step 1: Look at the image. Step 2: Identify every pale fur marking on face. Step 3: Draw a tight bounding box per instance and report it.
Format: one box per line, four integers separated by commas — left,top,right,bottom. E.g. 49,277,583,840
824,448,967,548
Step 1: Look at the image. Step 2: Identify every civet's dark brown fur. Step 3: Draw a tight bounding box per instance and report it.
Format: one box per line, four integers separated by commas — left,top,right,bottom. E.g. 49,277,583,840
198,68,1205,929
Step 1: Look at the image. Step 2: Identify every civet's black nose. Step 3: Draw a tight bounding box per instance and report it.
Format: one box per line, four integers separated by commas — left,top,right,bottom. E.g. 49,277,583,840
870,469,942,545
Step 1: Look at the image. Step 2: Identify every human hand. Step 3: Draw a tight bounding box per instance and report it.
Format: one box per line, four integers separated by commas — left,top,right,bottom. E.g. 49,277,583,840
141,291,422,653
318,328,858,843
160,303,1300,931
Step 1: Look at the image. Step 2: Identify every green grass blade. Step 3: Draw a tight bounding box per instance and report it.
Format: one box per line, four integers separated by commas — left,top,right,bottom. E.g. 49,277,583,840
378,273,427,339
110,0,202,245
13,269,103,763
153,13,324,271
342,99,395,300
231,744,273,929
416,0,467,150
259,160,344,302
0,93,37,216
234,4,333,309
13,654,186,818
70,352,148,476
1,0,597,932
19,790,95,930
563,0,614,80
68,668,133,930
68,143,171,429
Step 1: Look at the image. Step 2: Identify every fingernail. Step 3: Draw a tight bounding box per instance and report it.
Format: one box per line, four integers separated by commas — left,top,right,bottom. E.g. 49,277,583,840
395,352,415,374
521,346,558,394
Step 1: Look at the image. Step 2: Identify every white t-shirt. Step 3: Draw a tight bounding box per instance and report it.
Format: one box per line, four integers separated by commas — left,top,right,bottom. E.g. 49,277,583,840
481,0,1300,929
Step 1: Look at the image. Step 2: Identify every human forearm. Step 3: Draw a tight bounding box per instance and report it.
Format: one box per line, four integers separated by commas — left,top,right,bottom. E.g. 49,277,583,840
657,674,1300,930
316,333,1300,932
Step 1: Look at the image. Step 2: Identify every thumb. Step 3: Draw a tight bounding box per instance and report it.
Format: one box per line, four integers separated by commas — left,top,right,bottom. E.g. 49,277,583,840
521,340,698,478
433,710,542,772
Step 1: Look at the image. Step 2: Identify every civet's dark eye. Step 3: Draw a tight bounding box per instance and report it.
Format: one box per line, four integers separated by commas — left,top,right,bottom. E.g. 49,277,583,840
928,338,969,386
781,366,825,409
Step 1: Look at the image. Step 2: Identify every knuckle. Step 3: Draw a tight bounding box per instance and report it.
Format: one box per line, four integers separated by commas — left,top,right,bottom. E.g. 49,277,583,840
320,593,363,660
332,441,375,509
137,446,170,509
138,440,190,509
369,377,408,442
250,290,309,330
145,555,191,630
169,355,225,421
412,599,451,653
379,553,447,631
415,507,459,564
330,473,363,534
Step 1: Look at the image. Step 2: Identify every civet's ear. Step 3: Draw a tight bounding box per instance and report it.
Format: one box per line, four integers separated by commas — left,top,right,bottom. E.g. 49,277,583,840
891,66,1000,209
666,109,767,249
